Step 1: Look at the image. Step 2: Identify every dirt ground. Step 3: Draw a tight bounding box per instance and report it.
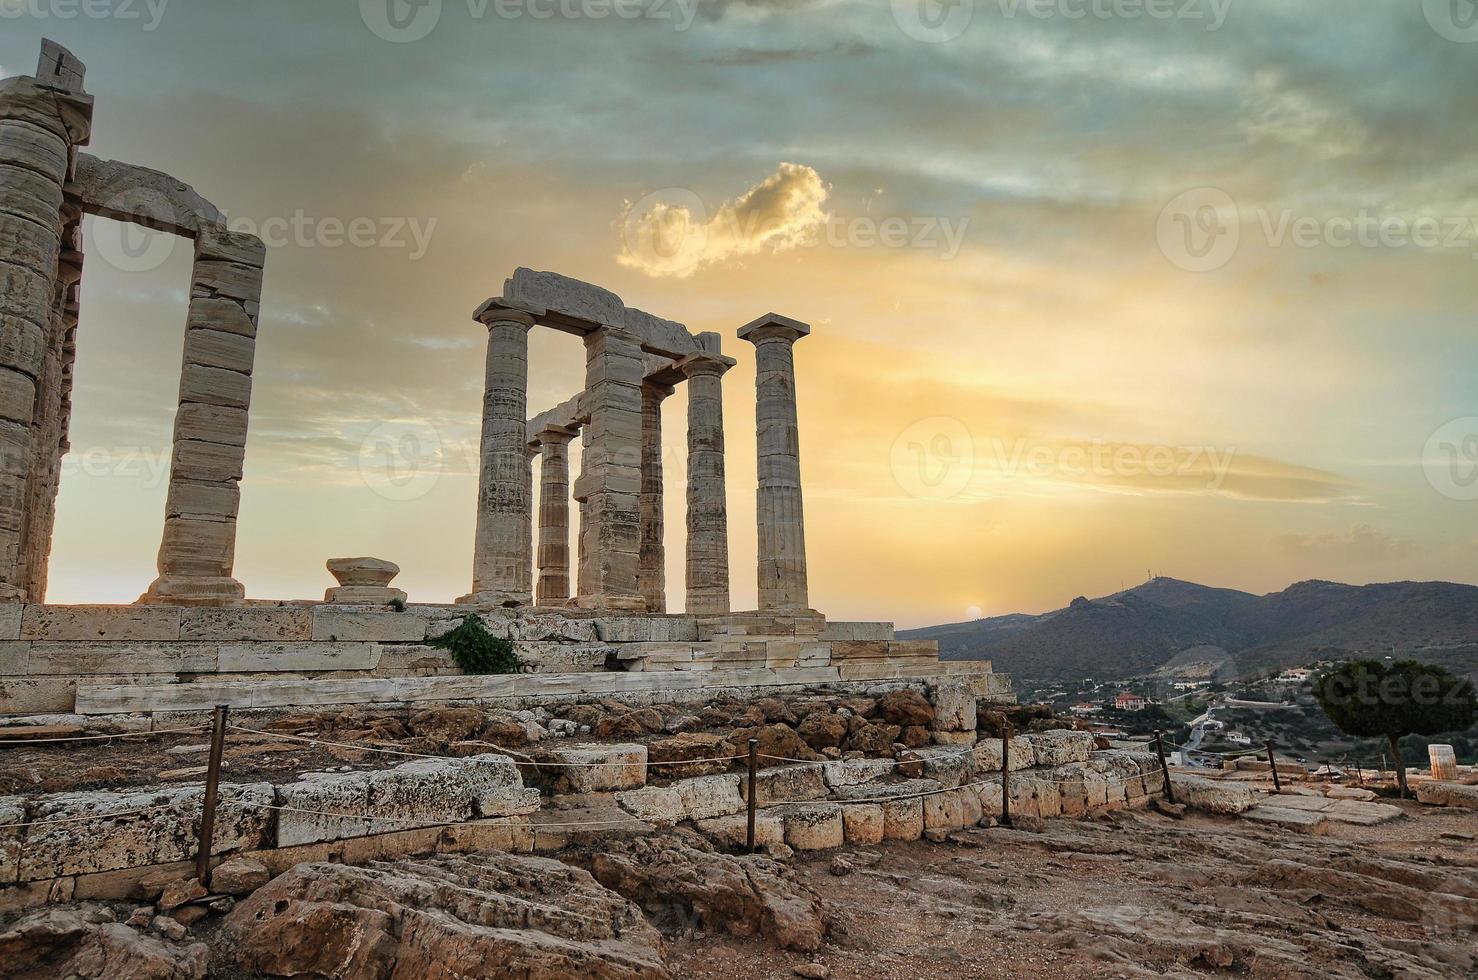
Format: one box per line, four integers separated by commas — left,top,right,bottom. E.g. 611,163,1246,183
666,803,1478,980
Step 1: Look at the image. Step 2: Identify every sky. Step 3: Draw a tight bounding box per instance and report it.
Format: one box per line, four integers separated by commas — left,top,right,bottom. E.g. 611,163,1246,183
2,0,1476,628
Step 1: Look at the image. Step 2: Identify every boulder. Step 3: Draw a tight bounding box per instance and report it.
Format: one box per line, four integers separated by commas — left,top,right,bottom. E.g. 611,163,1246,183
675,774,745,821
408,706,485,745
730,724,823,767
846,722,901,755
588,835,825,953
218,855,668,979
596,709,665,739
1171,774,1257,815
0,907,208,980
796,712,848,751
877,690,934,727
647,733,736,778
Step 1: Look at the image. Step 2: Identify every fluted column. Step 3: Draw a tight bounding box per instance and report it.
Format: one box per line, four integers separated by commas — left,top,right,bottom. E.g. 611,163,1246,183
638,382,673,613
679,352,735,615
738,314,812,612
0,50,91,601
461,300,535,607
574,326,645,610
535,425,575,606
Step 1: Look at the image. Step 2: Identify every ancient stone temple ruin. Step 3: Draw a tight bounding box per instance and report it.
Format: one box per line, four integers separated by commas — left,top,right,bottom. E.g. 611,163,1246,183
0,42,1011,721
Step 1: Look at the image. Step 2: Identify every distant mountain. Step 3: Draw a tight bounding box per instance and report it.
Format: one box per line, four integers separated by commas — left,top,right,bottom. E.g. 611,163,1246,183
900,578,1478,683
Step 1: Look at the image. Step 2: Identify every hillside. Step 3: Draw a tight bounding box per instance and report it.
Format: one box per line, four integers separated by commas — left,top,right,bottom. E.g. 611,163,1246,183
901,577,1478,683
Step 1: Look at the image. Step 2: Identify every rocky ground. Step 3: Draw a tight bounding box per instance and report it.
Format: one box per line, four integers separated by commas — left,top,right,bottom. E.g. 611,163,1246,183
3,797,1474,978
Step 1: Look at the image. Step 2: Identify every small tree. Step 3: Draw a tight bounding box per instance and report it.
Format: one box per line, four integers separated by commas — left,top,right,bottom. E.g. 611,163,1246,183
1312,660,1476,797
428,615,520,676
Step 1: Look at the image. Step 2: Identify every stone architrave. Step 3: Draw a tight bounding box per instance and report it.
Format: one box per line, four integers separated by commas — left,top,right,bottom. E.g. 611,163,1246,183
142,225,265,605
574,326,644,611
678,350,735,615
534,426,576,606
461,301,536,607
738,313,812,613
637,382,672,613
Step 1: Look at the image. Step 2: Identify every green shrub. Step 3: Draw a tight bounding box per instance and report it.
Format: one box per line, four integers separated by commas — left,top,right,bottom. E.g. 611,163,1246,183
428,615,520,675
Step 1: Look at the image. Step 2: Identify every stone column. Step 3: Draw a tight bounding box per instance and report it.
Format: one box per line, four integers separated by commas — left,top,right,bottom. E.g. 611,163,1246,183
637,382,672,613
534,425,575,606
461,301,536,607
679,352,735,615
738,314,812,613
574,326,644,610
0,51,91,601
143,225,265,604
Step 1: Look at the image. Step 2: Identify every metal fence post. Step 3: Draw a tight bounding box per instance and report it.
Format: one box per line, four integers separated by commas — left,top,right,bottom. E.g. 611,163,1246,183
1154,731,1175,805
196,704,229,886
746,738,758,853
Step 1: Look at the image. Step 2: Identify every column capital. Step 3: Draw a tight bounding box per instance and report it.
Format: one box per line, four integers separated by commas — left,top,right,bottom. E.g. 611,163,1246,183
676,352,737,380
643,380,677,400
530,423,578,449
738,312,810,346
474,298,538,329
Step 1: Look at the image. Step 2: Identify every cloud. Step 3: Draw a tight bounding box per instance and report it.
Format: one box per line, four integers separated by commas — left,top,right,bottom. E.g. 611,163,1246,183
1240,68,1368,160
1272,524,1418,563
617,162,831,277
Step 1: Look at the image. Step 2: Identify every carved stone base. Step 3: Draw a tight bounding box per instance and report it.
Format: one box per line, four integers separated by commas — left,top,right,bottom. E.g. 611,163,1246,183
138,575,246,606
456,590,531,609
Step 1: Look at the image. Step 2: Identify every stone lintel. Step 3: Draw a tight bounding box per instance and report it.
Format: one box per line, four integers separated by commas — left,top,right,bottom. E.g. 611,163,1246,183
473,298,538,328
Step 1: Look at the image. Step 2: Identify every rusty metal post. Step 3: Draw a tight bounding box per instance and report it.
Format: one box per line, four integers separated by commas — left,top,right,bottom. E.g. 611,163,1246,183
746,738,758,853
196,704,229,886
1266,740,1282,793
1000,722,1012,827
1154,731,1175,805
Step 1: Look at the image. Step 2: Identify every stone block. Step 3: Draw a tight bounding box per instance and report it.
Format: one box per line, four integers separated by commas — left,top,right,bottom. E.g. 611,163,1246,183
973,736,1034,772
0,677,75,714
164,480,239,522
180,607,311,642
311,609,426,643
21,606,181,642
216,643,377,673
1430,745,1458,781
179,363,251,410
881,797,924,841
911,745,977,788
1415,781,1478,809
818,622,894,641
776,803,844,851
932,731,977,746
172,439,245,483
0,604,20,641
1027,730,1096,767
615,785,683,829
675,774,744,820
594,617,698,643
923,788,966,832
931,680,976,732
187,296,256,339
0,641,28,675
182,328,254,374
556,743,647,793
174,404,249,449
0,796,22,881
841,803,884,845
19,782,273,881
1171,774,1257,815
510,615,600,643
273,771,374,847
821,758,893,789
695,811,784,850
740,764,826,805
25,642,216,675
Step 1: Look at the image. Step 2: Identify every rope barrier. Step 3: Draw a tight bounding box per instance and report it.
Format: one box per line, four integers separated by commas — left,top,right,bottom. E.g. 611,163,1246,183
0,726,207,746
217,798,656,832
0,803,182,831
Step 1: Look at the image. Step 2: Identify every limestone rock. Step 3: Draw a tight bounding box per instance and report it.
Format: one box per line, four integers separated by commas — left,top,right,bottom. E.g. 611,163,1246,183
0,906,207,979
675,774,744,821
1171,774,1257,815
557,743,648,793
615,785,684,829
741,764,827,805
845,722,901,755
647,733,735,778
931,680,976,732
218,854,667,978
731,723,823,766
1027,730,1096,767
774,803,844,851
796,711,848,751
208,857,270,897
877,689,934,727
157,878,206,912
587,835,825,953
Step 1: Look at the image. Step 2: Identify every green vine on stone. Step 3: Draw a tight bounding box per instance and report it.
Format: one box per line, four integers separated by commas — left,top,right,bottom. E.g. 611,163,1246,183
429,615,520,675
